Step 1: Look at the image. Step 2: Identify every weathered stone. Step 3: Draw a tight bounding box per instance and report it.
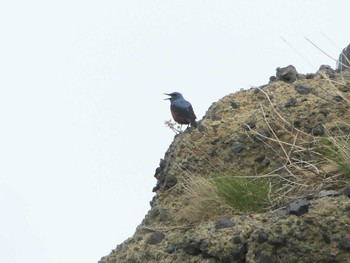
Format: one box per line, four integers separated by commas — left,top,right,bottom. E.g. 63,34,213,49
285,97,297,108
287,199,310,216
261,158,270,167
305,73,315,79
166,244,176,254
253,250,277,263
343,185,350,198
232,236,242,244
311,123,325,136
232,144,244,153
146,232,165,245
322,233,331,244
243,120,256,130
258,128,270,138
317,65,336,78
254,155,265,163
231,244,247,262
276,65,298,83
164,174,177,189
184,244,202,255
253,229,268,243
295,85,310,94
231,101,239,109
337,43,350,71
333,95,344,102
269,236,287,246
215,217,234,229
339,239,350,251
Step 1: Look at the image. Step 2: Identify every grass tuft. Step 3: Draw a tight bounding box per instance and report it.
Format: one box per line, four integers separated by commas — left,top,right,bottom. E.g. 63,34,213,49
214,176,271,213
174,175,232,223
174,174,272,223
318,135,350,179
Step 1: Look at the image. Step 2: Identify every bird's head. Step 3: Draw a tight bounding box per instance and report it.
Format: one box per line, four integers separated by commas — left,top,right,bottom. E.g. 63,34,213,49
164,92,184,101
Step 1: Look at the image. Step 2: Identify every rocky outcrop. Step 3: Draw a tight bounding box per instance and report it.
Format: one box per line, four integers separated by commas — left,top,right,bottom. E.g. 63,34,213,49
99,49,350,262
100,196,350,263
337,43,350,71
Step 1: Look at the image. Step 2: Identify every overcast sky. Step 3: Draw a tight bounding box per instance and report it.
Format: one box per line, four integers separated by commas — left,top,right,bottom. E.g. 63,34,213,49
0,1,349,262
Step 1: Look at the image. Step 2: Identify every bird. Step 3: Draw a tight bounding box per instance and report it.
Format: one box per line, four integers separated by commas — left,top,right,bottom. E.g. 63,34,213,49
164,92,197,128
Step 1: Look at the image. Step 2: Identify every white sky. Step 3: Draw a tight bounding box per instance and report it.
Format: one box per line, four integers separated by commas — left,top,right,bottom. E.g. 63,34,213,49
0,1,349,262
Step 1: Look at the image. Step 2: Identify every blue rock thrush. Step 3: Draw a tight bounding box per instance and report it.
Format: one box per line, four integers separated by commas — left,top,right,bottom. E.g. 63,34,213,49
164,92,197,128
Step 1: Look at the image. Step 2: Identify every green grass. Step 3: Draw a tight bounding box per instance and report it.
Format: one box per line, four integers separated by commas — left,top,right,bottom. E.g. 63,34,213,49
175,174,272,223
213,176,271,213
318,136,350,179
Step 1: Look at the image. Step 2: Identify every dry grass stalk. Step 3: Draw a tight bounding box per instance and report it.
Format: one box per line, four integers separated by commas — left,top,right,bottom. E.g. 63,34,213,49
174,175,234,224
250,81,349,208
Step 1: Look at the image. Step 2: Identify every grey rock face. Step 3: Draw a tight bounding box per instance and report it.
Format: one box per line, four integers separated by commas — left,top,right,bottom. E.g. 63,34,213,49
287,199,310,216
337,43,350,71
276,65,298,83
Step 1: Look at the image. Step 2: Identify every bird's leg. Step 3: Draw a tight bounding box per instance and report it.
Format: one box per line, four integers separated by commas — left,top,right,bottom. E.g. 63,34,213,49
175,124,182,133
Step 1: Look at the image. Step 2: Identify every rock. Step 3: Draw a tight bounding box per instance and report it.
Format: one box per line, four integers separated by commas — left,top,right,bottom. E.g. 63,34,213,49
231,244,247,262
253,228,268,243
215,217,234,229
339,239,350,251
253,250,276,263
253,128,271,142
287,199,310,216
333,95,344,102
254,155,265,163
197,123,206,132
305,73,315,79
337,43,350,71
146,232,165,245
276,65,298,83
285,97,297,108
164,174,177,189
322,233,331,244
295,85,310,94
232,144,244,154
317,65,336,78
269,236,287,246
166,244,177,254
261,158,270,167
311,123,325,136
232,236,242,244
184,244,202,255
231,101,239,109
243,120,256,130
99,69,350,263
258,128,270,138
343,185,350,197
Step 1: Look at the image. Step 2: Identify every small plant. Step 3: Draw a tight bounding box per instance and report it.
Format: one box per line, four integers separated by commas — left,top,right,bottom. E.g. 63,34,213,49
214,176,271,213
175,174,272,223
174,175,233,223
318,135,350,179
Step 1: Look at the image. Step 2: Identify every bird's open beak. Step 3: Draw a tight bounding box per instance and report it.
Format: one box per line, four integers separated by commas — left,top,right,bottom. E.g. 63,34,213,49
164,93,171,100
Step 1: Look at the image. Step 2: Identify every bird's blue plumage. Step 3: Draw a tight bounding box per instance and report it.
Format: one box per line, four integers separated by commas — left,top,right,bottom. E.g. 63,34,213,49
165,92,197,127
